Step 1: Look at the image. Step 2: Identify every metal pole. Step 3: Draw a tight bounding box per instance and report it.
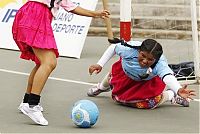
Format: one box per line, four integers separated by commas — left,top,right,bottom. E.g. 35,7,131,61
120,0,132,41
190,0,200,82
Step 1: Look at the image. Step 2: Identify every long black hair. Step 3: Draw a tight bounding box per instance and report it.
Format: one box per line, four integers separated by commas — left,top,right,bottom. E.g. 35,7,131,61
49,0,56,10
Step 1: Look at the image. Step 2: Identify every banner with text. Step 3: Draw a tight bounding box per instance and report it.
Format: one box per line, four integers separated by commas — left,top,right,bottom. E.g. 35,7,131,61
0,0,97,58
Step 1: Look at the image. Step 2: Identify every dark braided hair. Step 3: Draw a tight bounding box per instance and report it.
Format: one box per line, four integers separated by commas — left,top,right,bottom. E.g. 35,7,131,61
121,39,163,68
49,0,56,10
141,39,163,61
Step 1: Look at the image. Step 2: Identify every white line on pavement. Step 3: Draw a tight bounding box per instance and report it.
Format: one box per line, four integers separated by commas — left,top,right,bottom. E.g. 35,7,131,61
0,68,96,86
0,68,199,102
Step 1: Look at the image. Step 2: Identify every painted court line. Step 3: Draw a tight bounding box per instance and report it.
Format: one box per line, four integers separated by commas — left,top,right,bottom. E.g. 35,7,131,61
0,68,199,102
0,68,96,86
192,99,200,102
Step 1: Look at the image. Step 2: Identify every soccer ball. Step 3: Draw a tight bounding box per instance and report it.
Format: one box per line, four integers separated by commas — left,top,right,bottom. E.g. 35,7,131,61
71,99,99,128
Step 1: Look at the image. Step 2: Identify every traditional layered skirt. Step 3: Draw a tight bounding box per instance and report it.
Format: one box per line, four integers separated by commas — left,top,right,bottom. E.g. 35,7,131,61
110,59,166,109
12,1,59,64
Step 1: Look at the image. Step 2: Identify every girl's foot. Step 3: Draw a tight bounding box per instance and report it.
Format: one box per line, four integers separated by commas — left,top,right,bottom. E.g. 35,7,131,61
20,104,48,126
171,95,189,107
18,102,43,114
87,83,111,97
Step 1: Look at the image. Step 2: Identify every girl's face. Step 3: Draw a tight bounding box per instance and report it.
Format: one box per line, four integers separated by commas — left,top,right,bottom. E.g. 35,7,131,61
138,51,156,68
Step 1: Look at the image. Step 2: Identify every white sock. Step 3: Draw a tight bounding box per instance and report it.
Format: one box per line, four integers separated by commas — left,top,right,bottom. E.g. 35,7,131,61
99,73,111,90
158,90,175,105
165,90,175,101
99,83,109,90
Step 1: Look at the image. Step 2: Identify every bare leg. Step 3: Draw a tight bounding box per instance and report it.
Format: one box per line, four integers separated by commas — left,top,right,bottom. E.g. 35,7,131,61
26,65,40,94
18,48,55,126
31,48,57,95
20,65,39,103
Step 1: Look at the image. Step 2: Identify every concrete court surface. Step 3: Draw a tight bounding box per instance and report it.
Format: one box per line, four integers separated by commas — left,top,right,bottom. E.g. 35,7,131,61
0,37,199,133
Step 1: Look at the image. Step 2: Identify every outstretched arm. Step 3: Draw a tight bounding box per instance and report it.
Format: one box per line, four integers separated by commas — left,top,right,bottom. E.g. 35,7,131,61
177,85,196,100
70,6,110,18
163,75,196,99
89,44,116,75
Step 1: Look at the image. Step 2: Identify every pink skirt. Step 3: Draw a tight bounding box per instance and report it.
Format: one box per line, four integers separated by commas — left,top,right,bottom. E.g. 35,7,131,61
110,59,166,104
12,1,59,64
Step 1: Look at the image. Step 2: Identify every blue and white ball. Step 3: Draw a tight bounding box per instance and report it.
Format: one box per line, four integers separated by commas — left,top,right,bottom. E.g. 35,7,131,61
71,100,99,128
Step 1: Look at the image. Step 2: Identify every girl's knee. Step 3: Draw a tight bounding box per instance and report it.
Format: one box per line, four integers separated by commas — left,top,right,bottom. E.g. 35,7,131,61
48,60,57,70
42,59,57,71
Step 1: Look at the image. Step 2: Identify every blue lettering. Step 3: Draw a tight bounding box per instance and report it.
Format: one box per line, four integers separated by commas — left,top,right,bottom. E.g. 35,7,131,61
65,25,71,33
64,13,73,22
52,23,58,31
74,25,80,33
52,23,85,34
2,9,18,22
78,26,85,34
55,12,74,22
57,13,64,21
60,24,66,32
70,25,76,33
72,2,80,6
56,23,62,32
2,9,11,22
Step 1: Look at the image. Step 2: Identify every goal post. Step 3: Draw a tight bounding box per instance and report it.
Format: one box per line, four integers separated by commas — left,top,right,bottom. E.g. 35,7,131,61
190,0,200,82
120,0,132,41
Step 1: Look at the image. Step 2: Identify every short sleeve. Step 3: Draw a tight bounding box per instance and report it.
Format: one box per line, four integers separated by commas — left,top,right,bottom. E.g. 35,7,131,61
154,55,174,79
61,0,78,11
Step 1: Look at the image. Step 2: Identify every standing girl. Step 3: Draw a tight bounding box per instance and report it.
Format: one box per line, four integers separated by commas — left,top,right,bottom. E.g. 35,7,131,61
87,39,196,109
12,0,109,126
